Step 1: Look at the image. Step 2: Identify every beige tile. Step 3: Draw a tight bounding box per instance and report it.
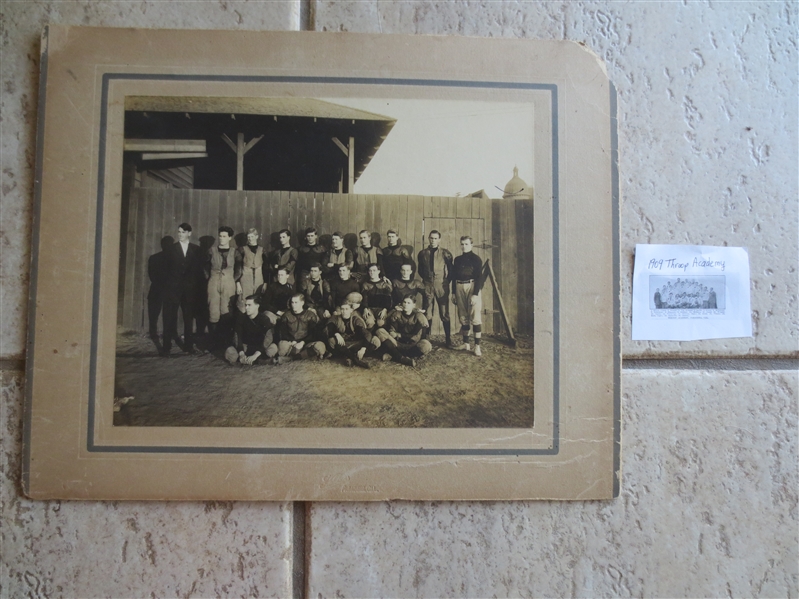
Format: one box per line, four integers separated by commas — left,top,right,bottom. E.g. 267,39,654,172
307,370,798,598
313,1,798,357
4,372,293,589
0,0,300,359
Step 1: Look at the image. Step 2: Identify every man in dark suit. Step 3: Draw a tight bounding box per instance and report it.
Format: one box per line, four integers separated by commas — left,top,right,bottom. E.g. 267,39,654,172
161,222,203,355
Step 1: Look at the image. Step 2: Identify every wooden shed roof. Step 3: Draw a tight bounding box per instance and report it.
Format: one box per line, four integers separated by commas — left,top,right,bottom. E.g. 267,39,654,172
124,97,396,192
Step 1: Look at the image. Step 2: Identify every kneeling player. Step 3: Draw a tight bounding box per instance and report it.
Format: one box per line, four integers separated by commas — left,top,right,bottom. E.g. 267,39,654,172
377,296,431,367
224,295,274,366
325,299,380,369
266,294,325,364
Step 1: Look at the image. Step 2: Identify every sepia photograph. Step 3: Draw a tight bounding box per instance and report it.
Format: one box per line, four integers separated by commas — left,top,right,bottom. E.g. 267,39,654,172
113,95,536,428
26,29,618,500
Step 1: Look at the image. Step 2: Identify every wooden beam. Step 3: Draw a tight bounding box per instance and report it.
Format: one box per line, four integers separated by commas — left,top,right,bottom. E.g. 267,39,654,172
221,133,263,191
221,133,237,153
243,134,264,154
483,260,516,347
124,139,206,152
141,152,207,161
331,136,348,156
348,136,355,193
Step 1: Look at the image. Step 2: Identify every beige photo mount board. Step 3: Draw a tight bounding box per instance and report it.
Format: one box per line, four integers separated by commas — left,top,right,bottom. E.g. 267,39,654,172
25,27,620,500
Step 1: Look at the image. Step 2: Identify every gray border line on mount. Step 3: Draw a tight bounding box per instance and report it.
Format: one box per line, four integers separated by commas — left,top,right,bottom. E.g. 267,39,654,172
86,73,563,456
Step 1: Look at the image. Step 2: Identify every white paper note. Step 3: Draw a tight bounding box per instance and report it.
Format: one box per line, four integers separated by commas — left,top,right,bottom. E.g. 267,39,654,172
632,244,752,341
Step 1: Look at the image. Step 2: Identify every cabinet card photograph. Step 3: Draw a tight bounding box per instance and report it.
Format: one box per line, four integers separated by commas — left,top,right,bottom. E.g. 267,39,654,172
25,28,619,500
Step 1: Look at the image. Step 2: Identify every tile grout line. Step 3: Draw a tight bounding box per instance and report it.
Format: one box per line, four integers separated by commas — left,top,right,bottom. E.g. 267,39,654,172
291,501,308,599
2,357,797,374
291,11,313,599
623,357,799,371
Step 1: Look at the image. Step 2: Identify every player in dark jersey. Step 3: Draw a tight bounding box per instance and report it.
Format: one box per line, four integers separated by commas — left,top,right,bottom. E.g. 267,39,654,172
329,264,361,312
224,295,274,365
259,267,293,324
325,298,379,368
296,227,328,283
391,261,425,309
298,262,332,319
324,231,353,280
265,293,325,364
377,296,432,367
382,229,414,283
353,229,383,280
361,263,393,329
417,230,454,346
451,235,484,356
267,229,297,285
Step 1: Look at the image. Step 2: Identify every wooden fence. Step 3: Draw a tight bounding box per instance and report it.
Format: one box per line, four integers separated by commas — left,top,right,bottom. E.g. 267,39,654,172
117,189,533,338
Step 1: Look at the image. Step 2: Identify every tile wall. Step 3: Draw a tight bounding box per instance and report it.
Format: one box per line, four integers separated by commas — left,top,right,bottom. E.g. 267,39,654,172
1,1,796,597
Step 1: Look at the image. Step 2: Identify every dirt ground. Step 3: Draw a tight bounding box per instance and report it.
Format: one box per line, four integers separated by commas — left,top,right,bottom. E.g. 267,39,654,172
114,330,533,428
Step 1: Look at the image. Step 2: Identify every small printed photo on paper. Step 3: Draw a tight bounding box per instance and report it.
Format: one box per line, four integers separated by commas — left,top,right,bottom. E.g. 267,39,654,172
632,244,752,341
649,275,726,315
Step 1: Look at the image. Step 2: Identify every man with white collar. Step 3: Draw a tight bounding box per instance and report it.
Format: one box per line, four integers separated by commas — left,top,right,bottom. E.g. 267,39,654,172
161,222,203,355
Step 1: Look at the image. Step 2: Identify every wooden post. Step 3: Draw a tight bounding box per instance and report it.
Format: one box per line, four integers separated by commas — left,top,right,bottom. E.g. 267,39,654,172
222,133,263,191
483,259,517,347
236,133,245,191
332,136,356,193
348,136,355,193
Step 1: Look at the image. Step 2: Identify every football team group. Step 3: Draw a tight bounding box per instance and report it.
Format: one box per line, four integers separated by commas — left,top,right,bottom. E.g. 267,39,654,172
151,224,486,369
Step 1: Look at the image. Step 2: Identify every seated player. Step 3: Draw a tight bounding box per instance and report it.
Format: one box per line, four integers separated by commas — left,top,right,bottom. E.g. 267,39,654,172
259,267,294,324
376,296,432,367
265,294,325,364
345,291,376,331
361,264,393,328
329,264,361,312
391,262,426,310
298,262,331,319
353,229,382,280
224,295,274,366
325,298,380,369
324,231,353,280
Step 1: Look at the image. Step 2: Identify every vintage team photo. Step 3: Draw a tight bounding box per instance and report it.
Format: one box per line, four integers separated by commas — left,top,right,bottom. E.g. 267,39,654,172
114,96,535,428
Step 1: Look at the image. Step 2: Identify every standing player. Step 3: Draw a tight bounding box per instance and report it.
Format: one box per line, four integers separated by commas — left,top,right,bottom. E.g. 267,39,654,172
382,229,414,283
417,230,454,346
324,231,353,280
353,230,382,280
162,223,203,355
235,228,265,312
225,295,274,366
296,227,327,283
451,235,484,356
267,229,297,284
205,226,237,348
